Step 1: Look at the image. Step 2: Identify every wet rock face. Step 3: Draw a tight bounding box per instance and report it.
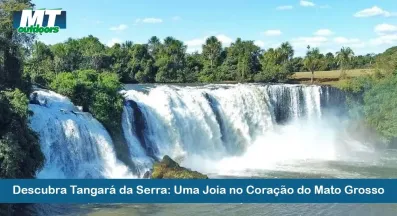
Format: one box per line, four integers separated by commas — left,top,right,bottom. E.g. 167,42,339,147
143,170,151,179
151,155,208,179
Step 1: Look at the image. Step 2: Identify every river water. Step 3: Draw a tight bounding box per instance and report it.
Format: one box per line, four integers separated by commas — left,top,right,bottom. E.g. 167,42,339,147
25,84,397,215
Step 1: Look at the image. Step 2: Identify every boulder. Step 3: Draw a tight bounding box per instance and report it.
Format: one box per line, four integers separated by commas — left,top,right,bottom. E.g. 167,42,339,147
151,155,208,179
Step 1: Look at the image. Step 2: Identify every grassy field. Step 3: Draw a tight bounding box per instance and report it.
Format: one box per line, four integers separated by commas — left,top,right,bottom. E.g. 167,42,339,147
291,69,374,86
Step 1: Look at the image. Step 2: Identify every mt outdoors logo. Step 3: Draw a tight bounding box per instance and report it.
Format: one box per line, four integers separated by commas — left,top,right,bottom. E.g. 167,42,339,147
13,8,66,34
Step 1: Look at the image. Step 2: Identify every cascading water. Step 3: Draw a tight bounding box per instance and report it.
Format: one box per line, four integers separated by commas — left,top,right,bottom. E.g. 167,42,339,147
29,89,134,179
27,84,376,179
120,83,375,177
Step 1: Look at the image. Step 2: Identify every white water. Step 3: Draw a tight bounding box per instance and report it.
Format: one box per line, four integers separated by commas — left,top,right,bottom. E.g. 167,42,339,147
122,84,376,177
27,84,376,179
29,89,135,179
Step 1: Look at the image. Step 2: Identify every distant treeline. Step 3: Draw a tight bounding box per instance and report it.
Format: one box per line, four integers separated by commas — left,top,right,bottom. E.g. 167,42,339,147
25,35,377,86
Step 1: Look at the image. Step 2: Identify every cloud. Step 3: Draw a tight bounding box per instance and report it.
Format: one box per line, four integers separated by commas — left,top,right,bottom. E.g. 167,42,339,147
370,34,397,46
107,38,122,47
314,29,334,36
172,16,181,21
374,24,397,35
109,24,128,31
185,34,234,53
254,40,266,47
354,6,396,18
135,18,163,24
263,30,282,36
333,37,366,48
334,37,360,44
277,5,293,10
185,38,205,47
300,0,315,7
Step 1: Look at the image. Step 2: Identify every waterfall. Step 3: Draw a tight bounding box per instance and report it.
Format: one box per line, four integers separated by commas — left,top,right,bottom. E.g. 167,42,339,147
29,89,134,179
28,84,357,178
121,84,351,176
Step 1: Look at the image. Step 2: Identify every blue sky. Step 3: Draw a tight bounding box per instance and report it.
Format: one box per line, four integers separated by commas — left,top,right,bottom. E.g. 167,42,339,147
34,0,397,56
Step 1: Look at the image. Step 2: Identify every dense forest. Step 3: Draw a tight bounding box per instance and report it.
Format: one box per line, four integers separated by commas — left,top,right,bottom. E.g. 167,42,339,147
25,35,376,86
1,0,397,186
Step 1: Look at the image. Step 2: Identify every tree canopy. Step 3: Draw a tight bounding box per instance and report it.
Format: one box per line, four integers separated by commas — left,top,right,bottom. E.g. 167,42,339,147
23,34,378,87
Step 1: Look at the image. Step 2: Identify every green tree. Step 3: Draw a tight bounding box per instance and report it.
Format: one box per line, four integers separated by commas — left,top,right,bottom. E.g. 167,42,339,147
324,52,337,71
199,36,223,82
184,52,203,83
148,36,162,58
374,46,397,77
221,38,261,82
304,46,322,84
336,47,355,78
0,0,44,190
202,36,222,69
50,70,124,130
24,41,55,87
0,0,35,90
130,44,156,83
363,75,397,141
155,37,187,82
279,42,294,63
0,89,44,179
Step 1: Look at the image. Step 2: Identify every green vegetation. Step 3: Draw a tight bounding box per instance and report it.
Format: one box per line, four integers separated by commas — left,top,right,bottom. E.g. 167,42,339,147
337,46,397,143
152,155,208,179
336,47,355,78
50,70,124,130
0,0,44,179
25,33,377,86
303,46,322,84
292,69,374,85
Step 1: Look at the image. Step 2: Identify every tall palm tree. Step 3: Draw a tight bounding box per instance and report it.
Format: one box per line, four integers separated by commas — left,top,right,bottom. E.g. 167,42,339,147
304,46,322,84
336,47,355,78
279,42,294,63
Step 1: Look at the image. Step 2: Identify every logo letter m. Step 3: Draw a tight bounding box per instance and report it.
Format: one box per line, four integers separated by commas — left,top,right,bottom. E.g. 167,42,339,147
19,10,45,27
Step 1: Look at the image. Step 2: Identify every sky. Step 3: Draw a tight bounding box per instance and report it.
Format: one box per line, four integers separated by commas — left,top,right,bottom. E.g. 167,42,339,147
34,0,397,56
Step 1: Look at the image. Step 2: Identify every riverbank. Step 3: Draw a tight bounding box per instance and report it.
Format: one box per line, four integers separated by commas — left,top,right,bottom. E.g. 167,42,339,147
291,69,374,86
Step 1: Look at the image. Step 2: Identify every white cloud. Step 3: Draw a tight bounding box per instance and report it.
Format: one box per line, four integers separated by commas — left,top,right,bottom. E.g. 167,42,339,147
254,40,265,47
216,34,233,45
277,5,293,10
354,6,396,18
107,38,122,47
370,34,397,46
263,30,282,36
135,18,163,24
185,38,205,47
314,29,334,36
300,0,315,7
333,37,366,48
172,16,181,21
109,24,128,31
334,37,361,44
374,24,397,35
